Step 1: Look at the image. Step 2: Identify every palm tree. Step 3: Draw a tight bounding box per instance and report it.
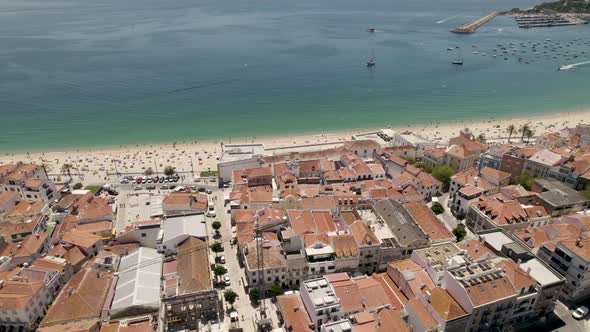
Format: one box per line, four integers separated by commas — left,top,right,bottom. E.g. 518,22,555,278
525,128,535,144
61,163,73,179
519,123,531,142
506,124,515,143
477,134,486,144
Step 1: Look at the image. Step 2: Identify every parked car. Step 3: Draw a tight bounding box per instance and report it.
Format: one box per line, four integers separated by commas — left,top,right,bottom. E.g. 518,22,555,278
160,176,165,183
141,177,147,184
198,187,206,192
153,177,159,183
134,186,142,191
205,189,212,194
573,306,589,320
136,177,142,184
147,178,152,183
172,176,179,182
120,179,129,184
223,275,230,286
146,185,156,190
161,184,169,190
206,210,216,218
219,255,226,264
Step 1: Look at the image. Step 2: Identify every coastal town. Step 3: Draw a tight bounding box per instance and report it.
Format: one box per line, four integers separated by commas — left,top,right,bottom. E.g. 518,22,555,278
0,118,589,332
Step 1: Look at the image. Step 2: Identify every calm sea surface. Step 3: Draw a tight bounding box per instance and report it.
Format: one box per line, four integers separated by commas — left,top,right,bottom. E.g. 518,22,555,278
1,0,589,152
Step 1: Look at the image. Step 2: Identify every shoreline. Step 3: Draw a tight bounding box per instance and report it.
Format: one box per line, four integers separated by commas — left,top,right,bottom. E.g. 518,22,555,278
1,108,589,185
3,106,589,157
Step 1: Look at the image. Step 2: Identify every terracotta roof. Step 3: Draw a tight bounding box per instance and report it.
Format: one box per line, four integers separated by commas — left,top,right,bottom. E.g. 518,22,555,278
0,191,20,207
464,275,516,306
402,202,452,241
425,148,446,159
36,319,100,332
49,244,87,267
61,229,101,249
406,298,438,330
514,228,550,248
234,209,256,223
424,287,467,321
301,196,337,210
473,193,528,225
13,232,48,258
5,199,45,218
457,240,496,261
40,265,114,327
177,236,211,294
244,239,286,270
0,280,44,310
480,167,511,181
276,294,314,332
288,210,336,235
349,220,379,246
352,307,410,332
559,238,590,262
330,234,358,257
496,260,537,290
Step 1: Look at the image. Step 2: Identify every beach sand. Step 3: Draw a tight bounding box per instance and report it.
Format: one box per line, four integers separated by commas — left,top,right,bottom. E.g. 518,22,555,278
2,109,588,185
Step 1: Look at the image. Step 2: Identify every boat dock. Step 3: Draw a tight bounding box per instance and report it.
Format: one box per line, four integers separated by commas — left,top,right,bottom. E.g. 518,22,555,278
451,11,501,34
514,13,586,28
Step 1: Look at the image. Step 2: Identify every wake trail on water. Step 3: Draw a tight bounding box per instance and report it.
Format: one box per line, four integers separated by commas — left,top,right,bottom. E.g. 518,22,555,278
436,15,458,24
167,77,242,93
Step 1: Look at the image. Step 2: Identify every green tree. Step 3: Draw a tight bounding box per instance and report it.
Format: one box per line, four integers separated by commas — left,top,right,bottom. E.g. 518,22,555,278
415,162,433,173
506,124,516,143
212,221,222,233
210,242,223,256
213,265,227,278
249,287,261,304
431,202,445,215
519,123,531,142
453,225,467,242
164,166,175,176
516,174,534,190
144,167,154,176
432,166,455,192
224,289,238,307
73,182,83,190
267,283,284,297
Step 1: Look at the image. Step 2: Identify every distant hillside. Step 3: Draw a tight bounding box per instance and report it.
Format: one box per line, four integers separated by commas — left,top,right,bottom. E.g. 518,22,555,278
535,0,590,13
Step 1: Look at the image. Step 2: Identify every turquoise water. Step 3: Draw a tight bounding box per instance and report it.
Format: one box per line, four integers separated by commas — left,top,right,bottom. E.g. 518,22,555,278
1,0,589,152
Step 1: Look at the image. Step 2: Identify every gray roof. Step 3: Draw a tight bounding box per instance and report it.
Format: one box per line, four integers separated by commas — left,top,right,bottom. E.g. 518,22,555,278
372,200,429,247
111,247,162,315
536,186,588,207
163,214,207,242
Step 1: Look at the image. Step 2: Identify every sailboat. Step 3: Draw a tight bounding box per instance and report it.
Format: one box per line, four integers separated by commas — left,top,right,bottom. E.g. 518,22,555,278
366,49,376,67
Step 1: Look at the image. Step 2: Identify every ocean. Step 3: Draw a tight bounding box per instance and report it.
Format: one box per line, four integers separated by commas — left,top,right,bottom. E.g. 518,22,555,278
1,0,589,152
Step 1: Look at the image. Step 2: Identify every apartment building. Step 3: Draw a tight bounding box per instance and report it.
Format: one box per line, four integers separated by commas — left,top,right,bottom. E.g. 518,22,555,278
0,164,57,203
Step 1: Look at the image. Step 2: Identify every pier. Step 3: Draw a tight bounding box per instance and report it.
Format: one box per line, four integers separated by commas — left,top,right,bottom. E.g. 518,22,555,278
514,13,586,28
451,11,501,34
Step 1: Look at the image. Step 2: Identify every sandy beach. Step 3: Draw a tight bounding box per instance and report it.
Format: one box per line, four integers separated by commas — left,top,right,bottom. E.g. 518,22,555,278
2,109,588,185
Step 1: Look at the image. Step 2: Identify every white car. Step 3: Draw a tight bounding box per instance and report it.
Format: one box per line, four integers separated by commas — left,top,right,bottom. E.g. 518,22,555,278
206,210,216,218
219,255,226,264
223,275,231,286
573,306,589,320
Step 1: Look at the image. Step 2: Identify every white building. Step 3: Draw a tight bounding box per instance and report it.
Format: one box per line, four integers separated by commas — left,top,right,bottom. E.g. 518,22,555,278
157,214,207,255
300,277,341,329
110,247,163,318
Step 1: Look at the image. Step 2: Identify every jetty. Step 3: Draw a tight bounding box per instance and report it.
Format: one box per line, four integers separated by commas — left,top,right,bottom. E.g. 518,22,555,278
451,11,501,34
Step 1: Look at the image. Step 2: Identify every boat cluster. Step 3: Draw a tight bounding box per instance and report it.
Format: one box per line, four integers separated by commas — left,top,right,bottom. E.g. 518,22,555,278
446,37,590,68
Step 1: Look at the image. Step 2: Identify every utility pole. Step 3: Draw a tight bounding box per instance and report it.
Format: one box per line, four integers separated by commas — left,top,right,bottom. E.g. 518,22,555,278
189,156,195,178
